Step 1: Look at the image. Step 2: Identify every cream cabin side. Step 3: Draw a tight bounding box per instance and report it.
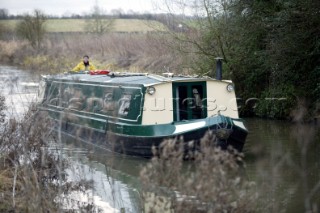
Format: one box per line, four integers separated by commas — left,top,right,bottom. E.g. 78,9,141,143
142,83,174,125
206,80,239,119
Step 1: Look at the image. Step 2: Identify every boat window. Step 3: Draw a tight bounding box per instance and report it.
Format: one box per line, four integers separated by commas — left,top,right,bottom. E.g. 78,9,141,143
47,83,60,106
118,94,132,116
61,86,72,108
173,82,206,121
192,88,202,107
36,80,46,103
102,92,115,112
65,87,84,110
191,85,204,119
178,86,188,120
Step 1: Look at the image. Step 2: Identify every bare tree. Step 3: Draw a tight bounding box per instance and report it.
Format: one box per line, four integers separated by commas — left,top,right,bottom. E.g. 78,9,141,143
85,5,114,56
85,5,114,36
151,0,232,75
110,8,124,18
16,10,47,50
0,8,9,19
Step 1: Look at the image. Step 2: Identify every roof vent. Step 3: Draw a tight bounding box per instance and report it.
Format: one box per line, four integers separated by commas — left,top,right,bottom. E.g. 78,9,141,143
162,72,174,78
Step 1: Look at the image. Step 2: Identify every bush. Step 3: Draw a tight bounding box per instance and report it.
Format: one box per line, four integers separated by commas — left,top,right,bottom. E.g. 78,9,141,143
0,96,97,212
16,10,47,50
140,134,257,213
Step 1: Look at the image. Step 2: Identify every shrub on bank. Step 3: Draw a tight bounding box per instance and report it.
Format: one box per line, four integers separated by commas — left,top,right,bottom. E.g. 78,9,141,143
140,134,258,213
0,40,26,64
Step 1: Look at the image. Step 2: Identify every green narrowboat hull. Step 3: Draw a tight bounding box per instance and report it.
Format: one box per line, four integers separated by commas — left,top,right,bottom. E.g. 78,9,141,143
45,108,247,157
37,72,248,157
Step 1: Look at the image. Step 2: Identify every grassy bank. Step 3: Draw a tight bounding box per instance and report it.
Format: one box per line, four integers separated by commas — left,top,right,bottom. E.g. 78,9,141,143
0,32,188,75
0,18,180,75
0,18,168,33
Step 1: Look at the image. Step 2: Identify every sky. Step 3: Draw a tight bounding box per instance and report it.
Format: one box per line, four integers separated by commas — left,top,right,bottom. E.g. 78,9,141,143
0,0,163,16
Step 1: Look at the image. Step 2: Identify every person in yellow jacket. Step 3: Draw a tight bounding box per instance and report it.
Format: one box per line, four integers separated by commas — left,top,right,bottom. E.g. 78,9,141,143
72,55,96,72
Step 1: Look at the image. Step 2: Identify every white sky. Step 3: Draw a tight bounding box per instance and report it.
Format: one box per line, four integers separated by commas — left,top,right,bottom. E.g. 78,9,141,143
0,0,164,16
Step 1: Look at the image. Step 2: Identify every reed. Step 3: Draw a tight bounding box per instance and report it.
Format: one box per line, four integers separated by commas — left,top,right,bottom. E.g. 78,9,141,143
0,95,99,212
140,134,258,213
0,32,188,75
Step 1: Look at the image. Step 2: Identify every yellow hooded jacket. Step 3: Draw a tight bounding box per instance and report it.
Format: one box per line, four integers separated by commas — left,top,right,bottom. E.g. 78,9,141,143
72,61,96,72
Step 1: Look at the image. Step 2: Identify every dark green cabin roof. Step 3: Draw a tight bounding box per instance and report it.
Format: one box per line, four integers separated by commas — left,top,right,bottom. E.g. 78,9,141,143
44,72,212,86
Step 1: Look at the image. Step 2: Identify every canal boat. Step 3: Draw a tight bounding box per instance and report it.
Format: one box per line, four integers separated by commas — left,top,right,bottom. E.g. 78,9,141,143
37,66,247,157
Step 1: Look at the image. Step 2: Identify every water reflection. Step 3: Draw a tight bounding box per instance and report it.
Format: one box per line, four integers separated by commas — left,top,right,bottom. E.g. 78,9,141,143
0,65,39,117
244,118,320,212
59,134,146,212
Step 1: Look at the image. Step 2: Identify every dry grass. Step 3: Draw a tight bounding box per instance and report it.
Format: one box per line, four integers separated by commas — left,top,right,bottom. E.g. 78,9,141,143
0,40,27,64
45,33,182,73
140,134,258,213
0,95,99,212
0,105,60,211
0,32,187,75
0,17,198,75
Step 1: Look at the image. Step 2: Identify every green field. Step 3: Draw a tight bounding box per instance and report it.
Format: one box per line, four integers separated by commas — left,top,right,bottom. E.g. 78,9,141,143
0,18,167,33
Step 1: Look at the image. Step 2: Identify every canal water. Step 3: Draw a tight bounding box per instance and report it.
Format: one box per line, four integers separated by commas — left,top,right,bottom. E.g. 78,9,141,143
1,65,319,212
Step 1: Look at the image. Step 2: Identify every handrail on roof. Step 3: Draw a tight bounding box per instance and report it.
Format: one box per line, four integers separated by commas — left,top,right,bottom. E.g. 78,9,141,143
148,74,172,82
108,72,148,77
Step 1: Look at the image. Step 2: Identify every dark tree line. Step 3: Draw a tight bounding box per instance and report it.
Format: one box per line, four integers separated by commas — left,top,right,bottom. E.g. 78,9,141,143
227,0,320,119
0,8,9,19
0,8,184,21
169,0,320,119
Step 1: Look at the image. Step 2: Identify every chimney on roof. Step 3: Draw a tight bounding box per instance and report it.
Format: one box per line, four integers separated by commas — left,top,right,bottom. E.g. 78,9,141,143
215,57,223,80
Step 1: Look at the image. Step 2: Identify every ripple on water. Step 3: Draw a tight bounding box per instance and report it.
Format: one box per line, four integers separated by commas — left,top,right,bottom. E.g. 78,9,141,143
0,65,39,118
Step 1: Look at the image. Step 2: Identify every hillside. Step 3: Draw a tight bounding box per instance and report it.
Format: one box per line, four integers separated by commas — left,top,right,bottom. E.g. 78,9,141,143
0,18,168,33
